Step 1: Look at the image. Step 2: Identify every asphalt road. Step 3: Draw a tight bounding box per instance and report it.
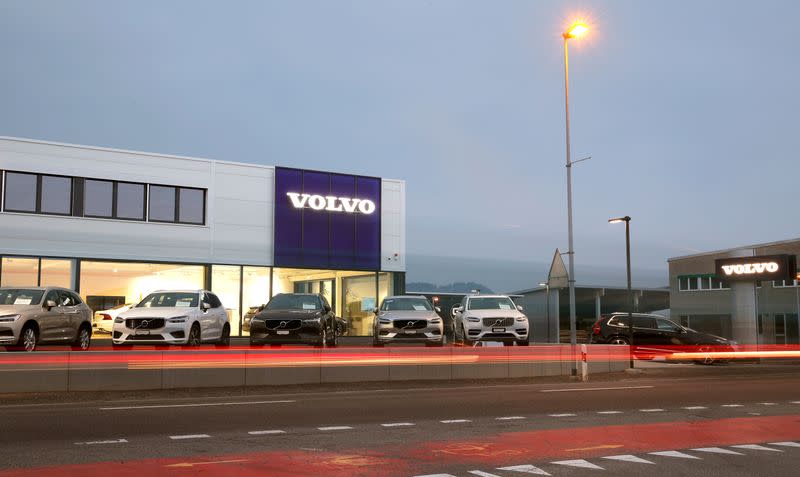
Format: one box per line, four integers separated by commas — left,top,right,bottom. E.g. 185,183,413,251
0,363,799,476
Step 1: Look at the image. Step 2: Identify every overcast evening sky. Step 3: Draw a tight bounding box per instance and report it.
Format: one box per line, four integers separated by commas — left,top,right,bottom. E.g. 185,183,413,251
2,1,799,290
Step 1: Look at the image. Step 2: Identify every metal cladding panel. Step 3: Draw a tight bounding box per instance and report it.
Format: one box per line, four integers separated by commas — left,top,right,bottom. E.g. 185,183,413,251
273,167,381,270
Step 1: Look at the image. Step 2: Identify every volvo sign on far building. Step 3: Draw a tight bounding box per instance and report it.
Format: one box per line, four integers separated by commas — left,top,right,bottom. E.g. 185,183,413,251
715,254,796,282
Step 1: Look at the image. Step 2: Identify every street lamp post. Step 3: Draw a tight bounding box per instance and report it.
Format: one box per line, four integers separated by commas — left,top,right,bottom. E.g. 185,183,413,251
562,21,588,376
609,216,634,369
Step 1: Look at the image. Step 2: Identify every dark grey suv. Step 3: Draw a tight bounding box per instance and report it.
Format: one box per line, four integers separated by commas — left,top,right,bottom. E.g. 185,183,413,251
0,287,93,352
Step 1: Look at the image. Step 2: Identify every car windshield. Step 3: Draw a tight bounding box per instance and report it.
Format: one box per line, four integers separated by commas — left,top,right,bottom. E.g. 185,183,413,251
468,297,516,310
265,294,321,311
381,298,432,311
137,292,199,308
0,289,44,306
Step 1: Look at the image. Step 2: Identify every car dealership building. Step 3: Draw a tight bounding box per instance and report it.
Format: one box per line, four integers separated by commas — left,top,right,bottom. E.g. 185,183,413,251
0,137,406,337
669,238,800,346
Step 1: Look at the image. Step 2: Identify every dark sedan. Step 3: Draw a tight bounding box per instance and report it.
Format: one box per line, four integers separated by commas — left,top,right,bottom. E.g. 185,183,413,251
589,313,737,364
249,293,338,347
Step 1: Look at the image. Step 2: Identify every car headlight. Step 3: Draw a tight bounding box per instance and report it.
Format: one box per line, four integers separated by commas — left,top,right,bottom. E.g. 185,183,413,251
0,314,20,323
114,317,124,323
466,317,480,323
430,318,441,324
168,316,188,323
378,318,392,324
302,316,322,324
515,316,527,322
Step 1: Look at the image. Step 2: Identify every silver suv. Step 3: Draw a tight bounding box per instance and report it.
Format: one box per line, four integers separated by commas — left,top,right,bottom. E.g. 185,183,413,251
452,294,529,346
0,287,93,352
372,295,444,347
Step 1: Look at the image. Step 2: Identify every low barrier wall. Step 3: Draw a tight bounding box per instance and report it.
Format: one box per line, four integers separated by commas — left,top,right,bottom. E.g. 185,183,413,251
0,345,630,393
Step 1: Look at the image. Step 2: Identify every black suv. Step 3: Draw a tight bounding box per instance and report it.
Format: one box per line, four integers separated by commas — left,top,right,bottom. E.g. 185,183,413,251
249,293,339,347
589,313,736,364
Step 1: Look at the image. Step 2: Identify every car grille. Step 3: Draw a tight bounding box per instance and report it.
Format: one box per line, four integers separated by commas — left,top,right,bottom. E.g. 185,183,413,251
264,319,302,331
126,335,165,341
482,317,514,327
126,318,165,330
393,320,428,329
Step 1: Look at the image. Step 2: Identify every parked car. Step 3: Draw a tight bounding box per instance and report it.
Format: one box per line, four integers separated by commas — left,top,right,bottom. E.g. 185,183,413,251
0,287,93,352
92,303,134,334
249,293,338,347
588,313,737,364
242,305,264,333
452,294,529,346
112,290,230,346
372,295,444,347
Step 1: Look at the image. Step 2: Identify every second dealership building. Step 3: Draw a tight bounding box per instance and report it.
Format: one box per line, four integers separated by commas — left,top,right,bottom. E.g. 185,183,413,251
0,137,406,337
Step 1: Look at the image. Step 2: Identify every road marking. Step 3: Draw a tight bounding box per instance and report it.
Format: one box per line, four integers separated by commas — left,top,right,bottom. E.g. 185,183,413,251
496,416,526,421
597,411,623,414
551,459,604,470
381,422,415,427
248,430,285,435
541,385,654,393
317,426,353,431
74,438,128,445
692,447,744,455
640,408,665,412
760,402,777,406
770,442,800,448
566,444,623,452
413,474,457,477
791,401,800,404
722,404,743,408
548,413,577,418
166,460,248,468
731,444,783,452
100,400,295,410
683,406,708,410
602,454,655,464
169,434,210,440
440,419,471,424
497,464,551,475
468,471,502,477
648,450,700,459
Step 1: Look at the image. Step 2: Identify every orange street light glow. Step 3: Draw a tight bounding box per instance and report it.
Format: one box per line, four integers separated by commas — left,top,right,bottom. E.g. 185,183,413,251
564,22,588,39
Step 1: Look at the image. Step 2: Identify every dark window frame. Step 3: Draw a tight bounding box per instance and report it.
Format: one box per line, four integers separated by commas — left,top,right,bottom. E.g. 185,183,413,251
177,187,206,225
39,174,74,216
3,171,40,214
147,184,178,224
82,178,148,222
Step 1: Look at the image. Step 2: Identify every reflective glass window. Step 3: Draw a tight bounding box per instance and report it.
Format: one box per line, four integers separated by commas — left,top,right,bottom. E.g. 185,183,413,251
4,172,37,212
178,188,204,224
40,175,72,214
148,185,176,222
84,179,113,217
116,182,145,220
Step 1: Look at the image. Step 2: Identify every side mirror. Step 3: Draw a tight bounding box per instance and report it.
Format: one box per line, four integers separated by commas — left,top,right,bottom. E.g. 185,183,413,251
324,304,332,313
201,302,211,311
435,306,442,313
516,305,524,312
44,300,57,310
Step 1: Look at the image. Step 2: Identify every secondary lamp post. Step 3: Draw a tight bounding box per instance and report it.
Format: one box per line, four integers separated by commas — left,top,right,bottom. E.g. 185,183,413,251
609,216,634,369
562,21,588,375
539,281,551,343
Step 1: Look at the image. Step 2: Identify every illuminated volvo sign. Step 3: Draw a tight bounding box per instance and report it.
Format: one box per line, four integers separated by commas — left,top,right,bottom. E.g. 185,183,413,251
286,192,376,215
714,254,796,282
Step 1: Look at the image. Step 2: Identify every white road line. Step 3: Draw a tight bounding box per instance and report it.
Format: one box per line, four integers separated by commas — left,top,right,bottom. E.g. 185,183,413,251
692,447,744,455
760,402,777,406
413,474,457,477
548,413,577,417
440,419,471,424
791,401,800,404
770,442,800,448
248,430,285,435
683,406,708,410
497,464,551,475
317,426,353,431
468,471,502,477
496,416,526,421
648,450,700,459
541,385,654,393
602,454,655,464
640,408,665,412
381,422,415,427
100,400,295,411
596,411,622,415
551,459,604,470
721,404,743,408
169,434,210,440
731,444,783,452
74,439,128,445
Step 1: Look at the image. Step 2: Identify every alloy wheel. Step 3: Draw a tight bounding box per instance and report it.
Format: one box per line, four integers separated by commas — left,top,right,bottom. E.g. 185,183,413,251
188,325,201,346
23,328,37,352
610,337,629,345
320,327,327,348
78,328,90,350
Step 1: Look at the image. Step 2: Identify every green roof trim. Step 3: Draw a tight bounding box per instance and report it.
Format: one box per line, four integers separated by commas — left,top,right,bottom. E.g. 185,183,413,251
677,273,717,279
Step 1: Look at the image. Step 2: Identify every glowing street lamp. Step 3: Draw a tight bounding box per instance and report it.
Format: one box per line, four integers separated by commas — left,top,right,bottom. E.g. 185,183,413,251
561,19,589,376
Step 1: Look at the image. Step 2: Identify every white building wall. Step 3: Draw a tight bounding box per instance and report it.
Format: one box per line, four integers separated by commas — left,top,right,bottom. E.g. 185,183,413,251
380,178,406,272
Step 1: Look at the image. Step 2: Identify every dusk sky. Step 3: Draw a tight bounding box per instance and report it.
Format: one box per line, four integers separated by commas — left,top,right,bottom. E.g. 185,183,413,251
2,0,798,290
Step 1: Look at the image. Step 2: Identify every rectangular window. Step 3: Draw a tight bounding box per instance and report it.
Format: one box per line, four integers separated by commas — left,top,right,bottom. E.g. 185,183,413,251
84,179,114,217
678,277,690,291
178,187,205,224
148,185,176,222
710,277,730,289
40,175,72,215
688,277,699,290
699,277,711,290
116,182,145,220
4,172,38,212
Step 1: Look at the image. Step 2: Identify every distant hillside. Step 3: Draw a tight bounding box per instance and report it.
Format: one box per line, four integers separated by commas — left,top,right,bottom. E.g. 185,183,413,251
406,281,494,294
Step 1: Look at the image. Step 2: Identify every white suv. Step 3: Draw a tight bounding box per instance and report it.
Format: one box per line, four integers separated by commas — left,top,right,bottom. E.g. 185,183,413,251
112,290,230,346
452,294,529,346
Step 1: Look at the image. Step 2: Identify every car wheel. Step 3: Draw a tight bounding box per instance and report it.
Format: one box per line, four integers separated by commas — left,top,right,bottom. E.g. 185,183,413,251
186,323,201,346
316,327,327,348
216,324,230,347
19,325,38,352
72,326,91,351
609,337,629,345
695,345,714,365
328,324,338,348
